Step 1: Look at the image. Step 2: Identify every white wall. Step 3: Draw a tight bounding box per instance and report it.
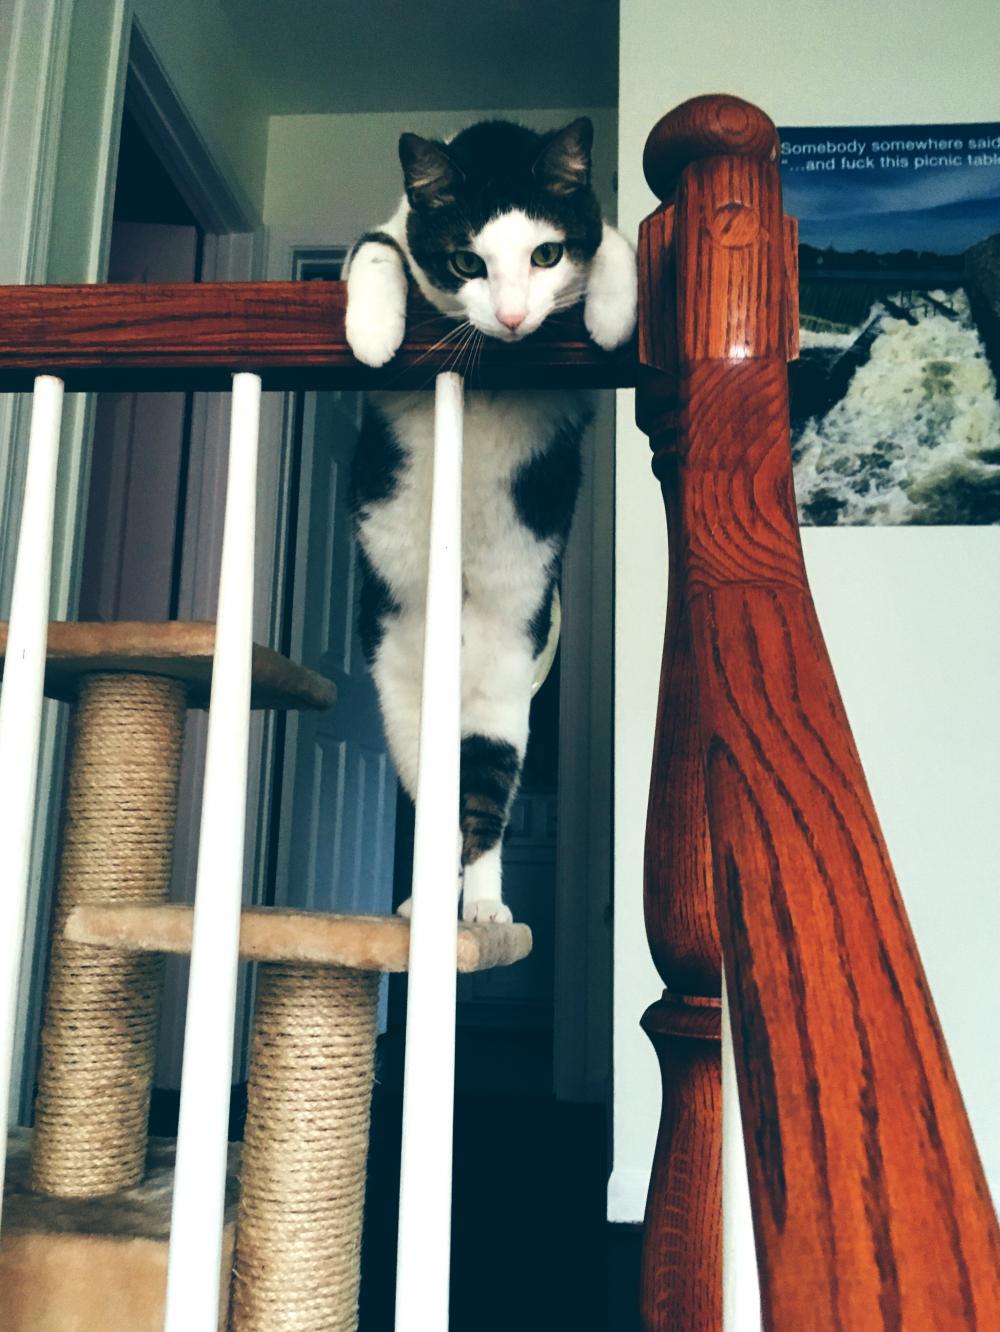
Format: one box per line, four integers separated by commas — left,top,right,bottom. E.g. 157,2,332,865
132,0,269,215
611,0,1000,1222
264,106,618,234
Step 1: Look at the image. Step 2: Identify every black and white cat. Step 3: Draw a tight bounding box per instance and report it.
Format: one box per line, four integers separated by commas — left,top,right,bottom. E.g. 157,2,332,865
345,117,636,923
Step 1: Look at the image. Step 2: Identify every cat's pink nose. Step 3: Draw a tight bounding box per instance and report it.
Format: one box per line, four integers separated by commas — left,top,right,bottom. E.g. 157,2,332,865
498,311,526,331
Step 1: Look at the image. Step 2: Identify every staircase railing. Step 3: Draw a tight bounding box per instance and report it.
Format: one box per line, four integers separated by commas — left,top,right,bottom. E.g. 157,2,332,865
0,92,996,1331
635,95,1000,1328
0,272,634,1332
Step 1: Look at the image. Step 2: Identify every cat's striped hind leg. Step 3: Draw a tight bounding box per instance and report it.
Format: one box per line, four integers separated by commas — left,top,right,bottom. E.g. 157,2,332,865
459,735,523,923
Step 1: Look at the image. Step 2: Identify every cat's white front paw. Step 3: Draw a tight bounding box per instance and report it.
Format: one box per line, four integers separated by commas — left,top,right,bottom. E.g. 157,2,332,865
346,302,406,368
584,286,637,351
585,223,638,351
462,898,513,924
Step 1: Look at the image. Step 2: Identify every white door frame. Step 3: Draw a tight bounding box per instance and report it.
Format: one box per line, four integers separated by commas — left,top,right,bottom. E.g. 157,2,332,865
554,394,615,1103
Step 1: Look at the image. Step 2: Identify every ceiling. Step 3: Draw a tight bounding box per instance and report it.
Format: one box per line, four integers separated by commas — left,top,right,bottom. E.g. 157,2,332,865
223,0,619,115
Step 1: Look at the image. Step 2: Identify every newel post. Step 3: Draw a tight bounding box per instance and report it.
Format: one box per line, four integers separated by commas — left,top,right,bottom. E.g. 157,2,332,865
634,94,786,1331
636,94,1000,1328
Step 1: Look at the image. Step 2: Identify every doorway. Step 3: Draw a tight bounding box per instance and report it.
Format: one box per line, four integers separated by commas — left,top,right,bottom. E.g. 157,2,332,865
78,105,203,624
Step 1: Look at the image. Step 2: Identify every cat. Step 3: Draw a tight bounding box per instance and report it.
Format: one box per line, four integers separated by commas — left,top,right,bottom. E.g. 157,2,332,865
345,116,636,923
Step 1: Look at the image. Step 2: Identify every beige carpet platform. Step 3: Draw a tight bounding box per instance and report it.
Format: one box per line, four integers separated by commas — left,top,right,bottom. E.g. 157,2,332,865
0,619,336,710
1,1128,239,1332
67,902,533,971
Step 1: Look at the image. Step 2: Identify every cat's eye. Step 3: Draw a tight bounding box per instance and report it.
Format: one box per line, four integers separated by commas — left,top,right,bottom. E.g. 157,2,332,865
449,250,486,279
531,242,564,268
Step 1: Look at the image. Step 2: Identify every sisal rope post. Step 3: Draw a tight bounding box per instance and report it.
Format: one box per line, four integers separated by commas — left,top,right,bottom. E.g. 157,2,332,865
31,672,187,1197
230,963,380,1332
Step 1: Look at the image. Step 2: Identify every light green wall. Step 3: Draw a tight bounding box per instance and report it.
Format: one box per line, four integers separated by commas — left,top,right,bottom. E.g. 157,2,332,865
264,106,618,238
612,0,1000,1223
132,0,268,215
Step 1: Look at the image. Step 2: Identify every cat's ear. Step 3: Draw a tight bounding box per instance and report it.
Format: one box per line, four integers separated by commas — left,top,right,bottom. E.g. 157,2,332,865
399,134,463,209
533,117,593,196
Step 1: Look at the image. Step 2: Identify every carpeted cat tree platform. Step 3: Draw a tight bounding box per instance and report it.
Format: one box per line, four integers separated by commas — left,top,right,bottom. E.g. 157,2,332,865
2,1128,241,1332
0,622,531,1331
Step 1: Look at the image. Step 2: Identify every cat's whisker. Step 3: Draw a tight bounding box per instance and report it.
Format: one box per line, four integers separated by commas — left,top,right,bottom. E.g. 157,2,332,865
405,312,464,336
465,331,483,381
407,321,477,392
445,324,479,380
549,294,587,314
464,330,485,384
389,319,472,388
456,326,478,380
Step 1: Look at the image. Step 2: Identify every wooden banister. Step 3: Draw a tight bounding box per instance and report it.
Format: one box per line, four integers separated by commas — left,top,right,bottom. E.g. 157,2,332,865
636,94,1000,1328
0,283,636,392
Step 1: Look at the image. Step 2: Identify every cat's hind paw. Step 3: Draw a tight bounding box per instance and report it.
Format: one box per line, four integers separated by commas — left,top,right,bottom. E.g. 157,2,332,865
462,898,513,925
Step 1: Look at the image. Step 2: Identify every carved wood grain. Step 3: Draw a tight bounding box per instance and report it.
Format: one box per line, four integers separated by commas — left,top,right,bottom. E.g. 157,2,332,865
638,93,1000,1329
643,460,719,997
640,996,722,1332
642,95,780,206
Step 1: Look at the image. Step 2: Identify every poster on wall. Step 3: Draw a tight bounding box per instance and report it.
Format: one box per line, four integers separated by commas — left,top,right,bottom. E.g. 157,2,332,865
779,124,1000,526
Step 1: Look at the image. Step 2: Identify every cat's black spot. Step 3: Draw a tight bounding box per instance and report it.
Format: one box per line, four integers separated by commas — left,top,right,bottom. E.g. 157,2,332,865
349,231,413,282
401,120,603,295
356,543,399,664
510,415,587,547
528,571,558,658
460,736,521,864
350,405,406,516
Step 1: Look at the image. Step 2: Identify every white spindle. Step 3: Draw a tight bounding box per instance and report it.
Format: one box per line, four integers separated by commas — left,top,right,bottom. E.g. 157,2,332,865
722,974,762,1330
164,373,261,1331
395,372,464,1332
0,376,64,1222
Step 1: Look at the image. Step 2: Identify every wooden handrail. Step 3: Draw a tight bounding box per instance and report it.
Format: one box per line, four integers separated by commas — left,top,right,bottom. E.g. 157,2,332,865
636,94,1000,1329
0,283,636,392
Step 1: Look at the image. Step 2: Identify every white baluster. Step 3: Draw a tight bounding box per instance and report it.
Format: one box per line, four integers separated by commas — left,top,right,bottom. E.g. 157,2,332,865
395,371,464,1332
0,376,64,1224
722,973,762,1330
165,373,261,1331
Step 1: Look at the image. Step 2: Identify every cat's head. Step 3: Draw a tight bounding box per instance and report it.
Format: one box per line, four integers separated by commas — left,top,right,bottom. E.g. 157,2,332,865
398,118,602,342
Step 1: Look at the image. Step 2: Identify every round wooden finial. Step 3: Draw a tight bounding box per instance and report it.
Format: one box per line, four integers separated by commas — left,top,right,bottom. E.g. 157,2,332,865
643,94,780,202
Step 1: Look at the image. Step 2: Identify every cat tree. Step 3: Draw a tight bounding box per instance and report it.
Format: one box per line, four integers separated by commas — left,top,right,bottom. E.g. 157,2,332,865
0,620,530,1331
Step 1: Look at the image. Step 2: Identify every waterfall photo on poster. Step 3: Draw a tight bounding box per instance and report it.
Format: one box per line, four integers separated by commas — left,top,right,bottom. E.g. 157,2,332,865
781,122,1000,526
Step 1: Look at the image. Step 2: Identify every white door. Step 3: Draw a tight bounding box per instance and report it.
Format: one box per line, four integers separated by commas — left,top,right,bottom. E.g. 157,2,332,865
276,388,397,918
